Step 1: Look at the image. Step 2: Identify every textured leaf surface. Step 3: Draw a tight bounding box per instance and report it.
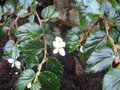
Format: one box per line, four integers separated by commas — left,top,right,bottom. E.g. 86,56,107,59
17,69,35,90
31,81,41,90
46,57,63,78
83,30,106,56
39,71,60,90
19,39,44,55
86,47,114,72
41,5,59,19
103,69,120,90
4,40,15,54
19,0,33,9
16,23,43,41
66,27,82,52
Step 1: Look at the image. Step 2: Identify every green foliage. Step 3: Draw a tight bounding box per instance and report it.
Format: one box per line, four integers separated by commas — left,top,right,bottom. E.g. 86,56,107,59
46,57,64,78
25,55,40,69
31,81,41,90
28,14,35,23
17,9,28,18
19,39,44,55
86,47,114,72
76,0,103,26
18,0,34,9
1,0,120,90
66,27,82,52
103,69,120,90
3,0,16,13
81,30,108,60
11,45,20,59
4,40,15,54
41,5,59,19
39,71,60,90
16,23,43,41
17,69,35,90
0,6,2,20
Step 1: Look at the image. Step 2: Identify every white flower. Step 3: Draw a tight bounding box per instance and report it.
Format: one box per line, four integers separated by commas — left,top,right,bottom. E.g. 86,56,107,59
53,37,66,56
8,58,21,69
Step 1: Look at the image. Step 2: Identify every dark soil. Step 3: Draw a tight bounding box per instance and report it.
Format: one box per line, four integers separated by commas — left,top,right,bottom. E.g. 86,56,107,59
0,46,106,90
59,53,106,90
0,60,18,90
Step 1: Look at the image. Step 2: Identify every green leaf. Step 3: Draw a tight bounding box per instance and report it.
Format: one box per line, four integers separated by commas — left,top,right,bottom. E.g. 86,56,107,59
17,69,35,90
32,1,38,6
18,0,34,9
16,23,43,41
46,57,64,78
25,56,40,69
11,46,20,60
109,28,120,43
41,5,59,19
83,30,107,57
0,6,2,20
103,69,120,90
28,14,35,23
102,1,112,13
66,27,82,52
50,11,59,18
19,39,44,56
86,47,114,73
4,40,15,54
109,0,117,8
76,0,82,5
47,32,55,47
3,0,16,13
17,9,28,18
39,71,60,90
84,0,103,14
42,23,50,34
31,81,41,90
78,8,89,26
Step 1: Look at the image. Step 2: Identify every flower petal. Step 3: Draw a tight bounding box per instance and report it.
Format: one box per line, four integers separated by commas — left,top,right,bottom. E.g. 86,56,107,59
53,41,59,48
55,37,63,42
8,58,14,63
60,42,65,47
59,48,65,56
11,63,15,68
15,61,21,69
53,49,59,54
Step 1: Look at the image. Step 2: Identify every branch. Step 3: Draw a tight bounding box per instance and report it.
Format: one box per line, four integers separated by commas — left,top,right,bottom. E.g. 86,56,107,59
34,35,48,82
78,20,99,45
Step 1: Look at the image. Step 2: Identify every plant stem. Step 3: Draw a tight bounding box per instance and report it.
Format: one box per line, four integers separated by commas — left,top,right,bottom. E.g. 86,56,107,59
78,20,99,45
34,10,43,25
34,35,48,82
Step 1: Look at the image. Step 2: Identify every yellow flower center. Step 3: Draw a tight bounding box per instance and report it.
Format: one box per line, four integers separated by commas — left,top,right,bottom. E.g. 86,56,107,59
57,47,61,50
58,40,62,43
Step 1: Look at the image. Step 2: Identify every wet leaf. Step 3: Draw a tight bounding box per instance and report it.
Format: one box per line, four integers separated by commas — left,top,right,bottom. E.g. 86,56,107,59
46,57,64,78
86,47,114,72
4,40,15,54
41,5,59,19
17,9,28,18
39,71,60,90
31,81,41,90
17,69,35,90
19,39,44,56
18,0,33,9
66,27,82,52
103,69,120,90
16,23,43,41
